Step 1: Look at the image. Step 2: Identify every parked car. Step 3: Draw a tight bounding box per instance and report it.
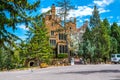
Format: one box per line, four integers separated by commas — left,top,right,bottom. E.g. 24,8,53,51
111,54,120,64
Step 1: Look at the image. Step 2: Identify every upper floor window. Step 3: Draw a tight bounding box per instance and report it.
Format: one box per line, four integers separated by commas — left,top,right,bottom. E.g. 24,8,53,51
50,39,56,46
51,22,55,26
51,31,54,36
59,33,66,40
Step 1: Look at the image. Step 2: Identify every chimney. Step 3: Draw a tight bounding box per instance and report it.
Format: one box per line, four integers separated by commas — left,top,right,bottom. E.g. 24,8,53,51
74,17,76,23
51,4,55,19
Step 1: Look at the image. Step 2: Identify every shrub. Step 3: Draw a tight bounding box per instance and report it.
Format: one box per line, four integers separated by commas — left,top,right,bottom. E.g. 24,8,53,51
57,53,68,59
39,53,53,64
40,63,48,68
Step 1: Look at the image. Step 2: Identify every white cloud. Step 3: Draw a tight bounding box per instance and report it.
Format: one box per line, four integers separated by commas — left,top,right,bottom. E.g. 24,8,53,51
94,0,114,7
40,7,51,13
98,8,110,13
67,6,93,19
40,6,93,19
67,6,109,19
40,5,110,21
17,25,29,31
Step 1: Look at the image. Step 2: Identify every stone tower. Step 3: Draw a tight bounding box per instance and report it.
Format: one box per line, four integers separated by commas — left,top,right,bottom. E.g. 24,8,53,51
51,4,55,19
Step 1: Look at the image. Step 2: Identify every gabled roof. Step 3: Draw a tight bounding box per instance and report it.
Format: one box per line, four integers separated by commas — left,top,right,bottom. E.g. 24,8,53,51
77,21,88,32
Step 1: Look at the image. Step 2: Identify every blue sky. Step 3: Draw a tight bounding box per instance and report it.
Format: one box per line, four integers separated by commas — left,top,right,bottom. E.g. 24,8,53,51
13,0,120,40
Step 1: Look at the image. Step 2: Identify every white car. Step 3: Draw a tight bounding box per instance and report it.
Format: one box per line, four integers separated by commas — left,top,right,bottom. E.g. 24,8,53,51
111,54,120,64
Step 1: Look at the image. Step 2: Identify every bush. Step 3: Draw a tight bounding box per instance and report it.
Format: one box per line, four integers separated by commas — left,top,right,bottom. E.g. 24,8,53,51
57,53,68,59
40,63,48,68
39,53,53,64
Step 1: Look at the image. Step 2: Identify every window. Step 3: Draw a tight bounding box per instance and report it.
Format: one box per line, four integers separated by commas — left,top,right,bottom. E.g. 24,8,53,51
59,33,66,40
51,22,55,26
111,54,115,58
51,31,54,36
59,45,67,53
117,55,120,57
50,40,56,46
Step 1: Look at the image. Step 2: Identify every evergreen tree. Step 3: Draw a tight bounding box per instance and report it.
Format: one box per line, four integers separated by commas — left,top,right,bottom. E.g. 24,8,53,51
90,5,101,28
82,27,91,41
0,48,4,70
102,18,111,34
111,22,120,53
99,19,111,62
24,21,52,65
78,38,96,64
0,0,40,48
89,5,101,63
82,27,96,63
110,37,118,54
0,0,41,70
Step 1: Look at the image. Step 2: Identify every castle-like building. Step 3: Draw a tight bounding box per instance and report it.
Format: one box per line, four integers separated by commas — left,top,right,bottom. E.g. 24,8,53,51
43,4,87,56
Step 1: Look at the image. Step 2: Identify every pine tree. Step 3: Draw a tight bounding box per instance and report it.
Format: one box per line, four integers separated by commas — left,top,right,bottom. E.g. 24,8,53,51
90,5,101,28
111,22,120,53
82,27,96,63
0,0,40,69
82,27,91,41
89,5,101,63
99,19,111,62
24,20,52,65
0,0,40,48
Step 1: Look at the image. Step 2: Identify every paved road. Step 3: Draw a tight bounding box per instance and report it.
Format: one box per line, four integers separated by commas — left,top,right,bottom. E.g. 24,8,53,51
0,64,120,80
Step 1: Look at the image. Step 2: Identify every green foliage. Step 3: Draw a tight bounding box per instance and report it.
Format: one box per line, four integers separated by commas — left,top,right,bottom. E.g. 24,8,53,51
0,0,40,48
39,53,53,64
26,22,52,58
81,5,120,63
100,19,111,56
90,5,101,28
18,19,53,67
111,22,120,53
82,27,91,41
78,39,96,63
0,47,16,70
0,48,4,70
110,37,118,54
57,53,68,59
11,22,53,68
0,0,41,70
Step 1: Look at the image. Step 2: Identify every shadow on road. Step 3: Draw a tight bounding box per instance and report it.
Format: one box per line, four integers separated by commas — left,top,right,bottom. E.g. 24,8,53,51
57,69,120,75
111,79,120,80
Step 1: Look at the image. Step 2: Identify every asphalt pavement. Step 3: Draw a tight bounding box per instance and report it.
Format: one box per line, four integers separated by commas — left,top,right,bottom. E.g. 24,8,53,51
0,64,120,80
